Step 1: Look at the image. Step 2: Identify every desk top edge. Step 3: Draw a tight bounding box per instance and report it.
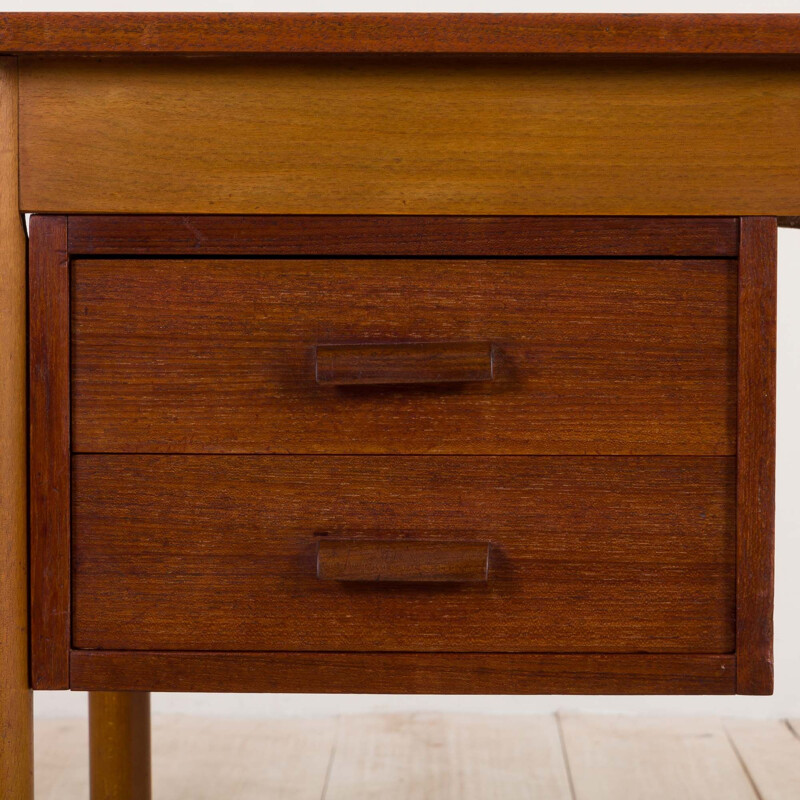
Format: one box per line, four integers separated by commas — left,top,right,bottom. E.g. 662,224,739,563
3,13,800,56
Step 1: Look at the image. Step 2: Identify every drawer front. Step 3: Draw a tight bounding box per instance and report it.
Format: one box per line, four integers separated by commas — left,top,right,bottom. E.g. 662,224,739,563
72,455,735,653
71,257,736,455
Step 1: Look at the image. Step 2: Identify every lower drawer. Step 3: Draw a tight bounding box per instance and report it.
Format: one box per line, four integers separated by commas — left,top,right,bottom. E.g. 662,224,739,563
72,455,735,654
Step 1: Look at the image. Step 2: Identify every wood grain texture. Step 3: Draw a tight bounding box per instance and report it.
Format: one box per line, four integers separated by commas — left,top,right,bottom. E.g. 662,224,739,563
66,215,740,258
724,720,800,800
3,14,800,55
72,455,735,653
35,715,338,800
317,540,491,582
151,716,335,800
736,217,777,695
560,715,757,800
71,257,736,455
69,652,736,694
324,714,573,800
19,57,800,215
29,215,70,689
35,714,800,800
89,692,151,800
315,342,493,386
0,56,33,800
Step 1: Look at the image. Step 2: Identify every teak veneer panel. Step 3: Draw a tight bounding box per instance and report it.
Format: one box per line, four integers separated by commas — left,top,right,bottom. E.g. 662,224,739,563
19,57,800,215
28,215,70,691
69,652,736,695
71,455,735,654
67,215,739,258
70,257,736,455
736,218,777,695
3,14,800,55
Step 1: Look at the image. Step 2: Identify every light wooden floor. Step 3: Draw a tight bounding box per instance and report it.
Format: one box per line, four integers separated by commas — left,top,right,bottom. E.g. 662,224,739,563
35,713,800,799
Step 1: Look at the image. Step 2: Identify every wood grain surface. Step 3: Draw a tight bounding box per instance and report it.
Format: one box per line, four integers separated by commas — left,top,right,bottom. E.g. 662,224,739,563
736,218,777,695
19,57,800,215
89,692,151,800
71,257,736,455
324,714,573,800
724,718,800,800
316,540,491,582
560,715,757,800
72,455,735,653
66,216,740,258
0,56,33,800
315,342,494,386
69,651,736,695
38,714,800,798
28,215,70,690
3,14,800,54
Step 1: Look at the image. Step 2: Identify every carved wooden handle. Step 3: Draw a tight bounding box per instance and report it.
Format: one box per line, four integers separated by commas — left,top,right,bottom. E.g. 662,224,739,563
315,342,493,385
316,539,491,582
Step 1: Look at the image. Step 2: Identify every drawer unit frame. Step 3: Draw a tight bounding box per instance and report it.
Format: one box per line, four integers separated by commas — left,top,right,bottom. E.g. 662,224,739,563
28,214,775,697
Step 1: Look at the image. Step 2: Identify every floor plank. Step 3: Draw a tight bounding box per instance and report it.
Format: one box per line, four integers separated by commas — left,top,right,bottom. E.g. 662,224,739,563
152,716,336,800
323,713,573,800
35,714,336,800
726,719,800,800
559,714,758,800
35,713,800,800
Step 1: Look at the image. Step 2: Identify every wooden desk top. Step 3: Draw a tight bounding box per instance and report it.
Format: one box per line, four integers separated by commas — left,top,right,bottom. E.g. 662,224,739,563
0,13,799,55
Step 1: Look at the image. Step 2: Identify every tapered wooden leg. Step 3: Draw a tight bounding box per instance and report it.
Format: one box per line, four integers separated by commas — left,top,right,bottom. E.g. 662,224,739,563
0,56,33,800
89,692,152,800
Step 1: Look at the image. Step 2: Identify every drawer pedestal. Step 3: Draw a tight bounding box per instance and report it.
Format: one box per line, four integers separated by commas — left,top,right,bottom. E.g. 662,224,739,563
27,215,774,698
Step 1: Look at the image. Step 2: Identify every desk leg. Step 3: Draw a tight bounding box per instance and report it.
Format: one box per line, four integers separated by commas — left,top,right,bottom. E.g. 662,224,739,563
0,56,33,800
89,692,152,800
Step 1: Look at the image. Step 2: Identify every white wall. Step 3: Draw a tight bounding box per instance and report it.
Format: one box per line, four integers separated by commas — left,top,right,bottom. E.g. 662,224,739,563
19,0,800,718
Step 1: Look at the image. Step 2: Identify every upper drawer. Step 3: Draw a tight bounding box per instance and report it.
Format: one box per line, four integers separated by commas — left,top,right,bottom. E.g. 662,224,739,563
71,257,736,455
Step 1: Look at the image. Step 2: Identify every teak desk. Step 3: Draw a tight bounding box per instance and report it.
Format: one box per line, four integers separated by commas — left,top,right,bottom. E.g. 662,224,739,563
2,12,799,798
